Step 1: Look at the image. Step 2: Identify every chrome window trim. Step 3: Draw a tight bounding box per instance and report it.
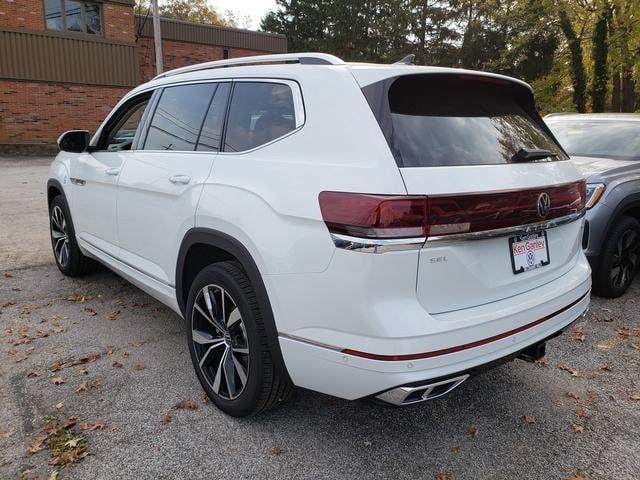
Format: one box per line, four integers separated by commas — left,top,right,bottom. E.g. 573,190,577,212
329,210,585,253
330,233,427,254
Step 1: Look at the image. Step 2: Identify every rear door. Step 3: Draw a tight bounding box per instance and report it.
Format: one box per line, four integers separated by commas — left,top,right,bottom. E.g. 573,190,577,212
116,81,230,286
361,73,586,313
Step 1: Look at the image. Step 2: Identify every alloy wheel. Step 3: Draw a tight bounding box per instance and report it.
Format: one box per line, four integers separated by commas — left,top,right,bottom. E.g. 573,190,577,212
51,205,70,268
191,284,250,400
610,228,639,289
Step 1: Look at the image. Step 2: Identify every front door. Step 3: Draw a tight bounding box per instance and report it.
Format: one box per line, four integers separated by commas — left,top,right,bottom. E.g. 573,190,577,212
116,82,231,286
72,96,151,258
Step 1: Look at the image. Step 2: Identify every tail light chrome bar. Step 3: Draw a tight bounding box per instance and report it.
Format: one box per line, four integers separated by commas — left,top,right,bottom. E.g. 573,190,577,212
319,180,586,253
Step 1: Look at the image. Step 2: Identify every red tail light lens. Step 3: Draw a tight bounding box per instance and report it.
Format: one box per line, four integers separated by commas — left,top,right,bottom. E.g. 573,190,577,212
318,192,428,239
319,181,585,240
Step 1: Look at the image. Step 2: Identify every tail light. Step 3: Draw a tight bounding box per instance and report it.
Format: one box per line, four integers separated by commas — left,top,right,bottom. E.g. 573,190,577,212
319,181,585,240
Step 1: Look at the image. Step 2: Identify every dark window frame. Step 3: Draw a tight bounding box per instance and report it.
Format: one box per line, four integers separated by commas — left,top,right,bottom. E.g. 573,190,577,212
43,0,104,37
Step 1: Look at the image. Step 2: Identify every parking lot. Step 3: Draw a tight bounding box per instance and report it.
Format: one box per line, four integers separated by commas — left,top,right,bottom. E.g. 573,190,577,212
1,157,639,480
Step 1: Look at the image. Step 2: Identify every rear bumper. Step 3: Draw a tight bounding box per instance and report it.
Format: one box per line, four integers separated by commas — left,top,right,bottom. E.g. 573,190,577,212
276,255,591,400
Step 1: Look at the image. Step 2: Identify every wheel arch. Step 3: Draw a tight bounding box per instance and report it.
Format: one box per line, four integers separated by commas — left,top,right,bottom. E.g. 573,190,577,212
176,228,291,379
603,192,640,240
47,178,66,210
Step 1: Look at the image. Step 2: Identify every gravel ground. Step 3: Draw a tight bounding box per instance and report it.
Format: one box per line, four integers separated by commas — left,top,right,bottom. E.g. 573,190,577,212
0,157,639,480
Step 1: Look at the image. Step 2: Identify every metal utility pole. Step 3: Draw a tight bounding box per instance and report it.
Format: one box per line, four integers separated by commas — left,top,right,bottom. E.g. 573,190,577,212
151,0,163,75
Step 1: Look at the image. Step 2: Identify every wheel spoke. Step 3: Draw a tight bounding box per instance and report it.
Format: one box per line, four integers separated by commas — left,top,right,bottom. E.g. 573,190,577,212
211,350,225,394
203,288,226,333
219,287,227,324
232,353,247,387
194,303,225,335
192,328,220,345
198,340,225,368
232,346,249,355
223,347,236,397
227,307,241,328
52,229,65,240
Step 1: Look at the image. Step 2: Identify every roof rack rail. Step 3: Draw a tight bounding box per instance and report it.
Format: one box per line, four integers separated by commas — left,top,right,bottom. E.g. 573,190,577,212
154,53,345,80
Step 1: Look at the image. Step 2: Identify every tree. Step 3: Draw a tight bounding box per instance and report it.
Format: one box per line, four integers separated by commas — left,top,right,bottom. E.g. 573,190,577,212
135,0,231,27
591,8,609,112
558,8,587,112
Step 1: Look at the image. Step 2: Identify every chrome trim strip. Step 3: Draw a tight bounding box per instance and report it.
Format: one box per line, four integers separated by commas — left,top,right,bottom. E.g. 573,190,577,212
80,237,175,288
330,233,426,253
278,332,343,352
425,210,585,244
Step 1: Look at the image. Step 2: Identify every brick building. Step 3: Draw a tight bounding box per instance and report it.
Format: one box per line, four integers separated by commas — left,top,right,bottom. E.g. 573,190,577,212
0,0,287,153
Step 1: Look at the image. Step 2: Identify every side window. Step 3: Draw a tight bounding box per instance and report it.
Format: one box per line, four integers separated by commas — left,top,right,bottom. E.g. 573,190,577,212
224,82,296,152
144,83,216,151
105,99,149,152
196,83,231,152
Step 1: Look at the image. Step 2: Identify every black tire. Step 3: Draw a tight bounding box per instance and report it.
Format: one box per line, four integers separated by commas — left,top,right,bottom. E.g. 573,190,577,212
49,195,98,277
593,216,640,298
185,261,293,417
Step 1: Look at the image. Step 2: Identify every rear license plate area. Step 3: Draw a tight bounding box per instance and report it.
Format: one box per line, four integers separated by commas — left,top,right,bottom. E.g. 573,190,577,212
509,231,550,274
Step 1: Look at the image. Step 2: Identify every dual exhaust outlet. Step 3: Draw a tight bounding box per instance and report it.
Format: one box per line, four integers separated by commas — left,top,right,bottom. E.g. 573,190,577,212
375,340,549,406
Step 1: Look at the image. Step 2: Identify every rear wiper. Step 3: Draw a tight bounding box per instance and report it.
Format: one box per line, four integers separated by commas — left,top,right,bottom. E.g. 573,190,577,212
512,148,558,163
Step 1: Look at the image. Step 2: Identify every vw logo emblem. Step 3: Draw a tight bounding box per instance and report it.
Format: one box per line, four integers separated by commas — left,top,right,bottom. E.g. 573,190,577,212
537,192,551,219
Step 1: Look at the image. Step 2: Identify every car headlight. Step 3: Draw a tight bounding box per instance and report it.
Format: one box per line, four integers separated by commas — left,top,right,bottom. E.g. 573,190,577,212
585,183,606,209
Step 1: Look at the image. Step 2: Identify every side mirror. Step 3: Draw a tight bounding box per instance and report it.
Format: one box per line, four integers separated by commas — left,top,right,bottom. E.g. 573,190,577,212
57,130,90,153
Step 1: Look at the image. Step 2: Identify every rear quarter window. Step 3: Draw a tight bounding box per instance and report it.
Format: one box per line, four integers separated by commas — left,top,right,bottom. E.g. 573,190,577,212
364,74,566,167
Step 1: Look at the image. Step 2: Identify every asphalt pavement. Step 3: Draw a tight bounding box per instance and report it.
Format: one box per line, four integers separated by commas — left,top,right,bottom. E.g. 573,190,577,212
0,157,639,480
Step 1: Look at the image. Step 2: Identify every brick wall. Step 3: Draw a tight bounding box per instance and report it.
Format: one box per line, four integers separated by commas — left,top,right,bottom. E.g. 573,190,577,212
138,37,271,82
0,0,44,30
0,80,128,149
103,2,134,42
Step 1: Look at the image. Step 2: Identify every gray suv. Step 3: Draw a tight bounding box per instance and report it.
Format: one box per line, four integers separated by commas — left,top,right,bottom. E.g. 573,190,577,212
546,113,640,297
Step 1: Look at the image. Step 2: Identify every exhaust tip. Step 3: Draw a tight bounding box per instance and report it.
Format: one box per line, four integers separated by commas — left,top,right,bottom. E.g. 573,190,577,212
375,374,469,406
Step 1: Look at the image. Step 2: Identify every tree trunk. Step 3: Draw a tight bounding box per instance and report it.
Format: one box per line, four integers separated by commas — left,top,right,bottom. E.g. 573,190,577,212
622,70,636,112
559,9,587,112
611,69,621,112
591,12,608,112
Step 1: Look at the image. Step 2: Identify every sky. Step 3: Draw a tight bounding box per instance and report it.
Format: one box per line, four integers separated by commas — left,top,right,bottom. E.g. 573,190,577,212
212,0,277,30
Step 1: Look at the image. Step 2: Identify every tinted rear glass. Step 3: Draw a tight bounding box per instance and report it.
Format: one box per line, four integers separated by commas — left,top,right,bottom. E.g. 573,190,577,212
546,119,640,161
381,75,565,167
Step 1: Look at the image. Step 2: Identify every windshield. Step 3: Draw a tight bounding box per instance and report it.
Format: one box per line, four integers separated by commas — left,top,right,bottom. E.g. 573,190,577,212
546,118,640,161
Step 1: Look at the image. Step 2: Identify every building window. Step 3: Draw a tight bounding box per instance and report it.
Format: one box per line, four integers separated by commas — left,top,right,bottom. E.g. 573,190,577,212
44,0,103,36
223,49,229,59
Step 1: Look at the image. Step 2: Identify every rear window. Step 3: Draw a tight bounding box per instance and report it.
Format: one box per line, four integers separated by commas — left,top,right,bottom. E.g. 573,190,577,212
367,75,566,167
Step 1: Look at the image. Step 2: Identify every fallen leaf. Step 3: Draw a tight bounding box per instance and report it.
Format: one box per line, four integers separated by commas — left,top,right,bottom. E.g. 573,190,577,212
75,380,101,393
631,343,640,351
7,347,17,355
20,307,31,315
2,300,16,308
121,352,130,359
174,400,198,410
630,395,640,401
450,446,460,454
84,307,97,316
595,343,612,351
160,414,173,424
566,476,591,480
434,474,452,480
270,447,287,456
600,364,612,371
106,309,120,321
61,417,77,429
4,272,13,278
572,424,584,433
535,357,549,368
112,361,124,368
467,426,479,437
50,327,66,334
48,471,59,480
55,402,64,410
566,391,581,401
51,377,65,385
28,435,47,454
132,341,141,347
106,346,114,355
523,415,536,424
65,295,93,303
81,420,106,431
133,363,145,371
0,430,15,438
570,327,586,342
27,371,41,378
49,354,99,372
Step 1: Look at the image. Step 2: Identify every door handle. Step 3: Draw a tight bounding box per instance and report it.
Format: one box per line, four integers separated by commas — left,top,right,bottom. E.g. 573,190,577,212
105,167,120,176
169,175,191,185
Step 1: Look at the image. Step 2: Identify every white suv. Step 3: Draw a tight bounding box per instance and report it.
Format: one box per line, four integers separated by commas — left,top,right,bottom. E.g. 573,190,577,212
48,53,591,416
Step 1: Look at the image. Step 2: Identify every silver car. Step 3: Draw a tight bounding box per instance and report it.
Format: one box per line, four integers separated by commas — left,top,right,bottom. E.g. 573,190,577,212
546,113,640,298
